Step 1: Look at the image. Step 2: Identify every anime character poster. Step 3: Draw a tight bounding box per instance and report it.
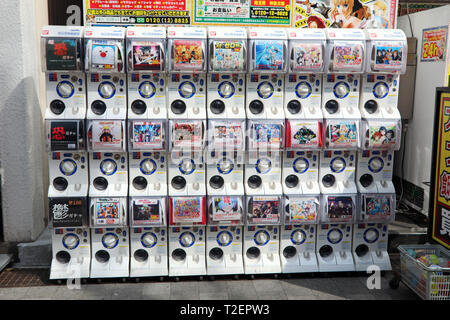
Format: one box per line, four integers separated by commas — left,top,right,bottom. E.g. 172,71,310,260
133,121,163,149
289,198,318,223
173,121,203,148
332,43,364,71
172,197,203,223
365,196,391,221
252,123,282,149
328,121,358,148
46,39,78,71
254,40,284,71
327,196,353,222
250,197,280,224
293,0,397,29
292,43,323,71
96,198,121,225
173,40,203,70
212,197,242,221
291,122,320,148
368,123,396,148
132,199,162,225
213,123,243,148
91,39,118,70
92,121,123,150
132,41,163,71
211,40,245,72
373,42,404,71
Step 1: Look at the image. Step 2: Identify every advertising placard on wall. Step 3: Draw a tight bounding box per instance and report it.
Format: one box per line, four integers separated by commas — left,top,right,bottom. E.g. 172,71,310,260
192,0,292,26
429,88,450,250
421,26,448,62
84,0,191,25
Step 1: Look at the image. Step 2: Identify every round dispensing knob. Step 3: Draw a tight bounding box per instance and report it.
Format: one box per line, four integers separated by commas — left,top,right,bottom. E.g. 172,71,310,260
131,100,147,115
209,175,224,189
373,83,389,99
331,158,345,173
133,176,148,190
287,100,301,115
218,158,233,174
53,177,68,191
179,82,195,98
142,233,157,248
217,232,231,246
285,175,299,188
171,100,186,115
210,100,225,115
219,81,234,98
60,160,76,176
139,81,155,98
134,249,149,262
171,176,186,190
93,177,108,190
322,174,336,188
335,82,349,98
328,229,342,244
50,100,66,115
294,158,308,173
101,159,117,175
257,158,271,174
283,246,297,259
180,159,195,174
255,231,269,245
369,158,383,172
99,82,115,99
58,82,74,97
103,233,119,249
359,174,374,188
258,82,274,99
325,100,339,114
63,234,79,250
292,230,305,244
365,229,378,243
91,100,107,115
249,100,264,115
141,159,156,174
296,82,312,98
248,175,262,189
364,100,378,114
180,232,195,247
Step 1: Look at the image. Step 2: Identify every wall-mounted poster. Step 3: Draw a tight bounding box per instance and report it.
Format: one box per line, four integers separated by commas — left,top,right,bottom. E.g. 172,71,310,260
292,0,398,29
192,0,292,26
84,0,191,25
421,26,448,62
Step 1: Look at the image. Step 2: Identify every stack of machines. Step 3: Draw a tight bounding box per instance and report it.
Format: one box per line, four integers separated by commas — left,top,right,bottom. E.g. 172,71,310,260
42,24,407,281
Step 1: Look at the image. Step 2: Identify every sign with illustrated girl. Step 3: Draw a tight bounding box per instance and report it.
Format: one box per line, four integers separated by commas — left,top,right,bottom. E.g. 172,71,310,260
373,41,404,71
332,42,363,71
249,197,280,224
251,123,282,149
173,40,204,71
327,120,358,148
289,198,318,223
364,195,392,221
173,121,203,149
172,197,203,223
254,40,284,71
212,197,242,222
132,41,163,71
368,123,397,148
292,43,323,71
210,40,245,72
327,196,353,222
132,121,163,149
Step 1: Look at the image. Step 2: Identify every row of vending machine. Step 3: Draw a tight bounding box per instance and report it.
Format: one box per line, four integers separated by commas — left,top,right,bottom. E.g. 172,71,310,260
50,194,394,279
42,25,405,280
41,25,407,121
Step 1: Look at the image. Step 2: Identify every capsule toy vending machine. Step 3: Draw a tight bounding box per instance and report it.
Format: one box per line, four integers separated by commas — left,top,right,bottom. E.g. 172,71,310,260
317,194,356,272
167,27,207,119
207,27,247,119
322,29,365,120
128,119,167,197
246,28,288,119
49,197,90,280
245,120,284,195
168,120,206,196
283,119,322,195
206,119,245,195
243,196,282,275
360,29,407,120
126,27,167,119
85,26,127,120
87,120,128,197
41,26,86,119
280,196,320,273
89,197,129,278
129,197,168,278
284,28,326,119
168,196,207,277
353,193,395,271
206,196,245,276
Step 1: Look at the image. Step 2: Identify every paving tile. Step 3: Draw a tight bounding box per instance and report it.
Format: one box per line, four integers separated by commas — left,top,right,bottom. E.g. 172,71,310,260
23,285,62,300
78,283,115,300
198,280,228,294
280,279,316,298
297,278,342,296
142,282,170,300
252,279,285,294
256,291,288,300
0,287,30,300
110,283,144,300
287,295,318,300
170,281,200,300
313,292,346,300
199,292,229,300
333,276,373,295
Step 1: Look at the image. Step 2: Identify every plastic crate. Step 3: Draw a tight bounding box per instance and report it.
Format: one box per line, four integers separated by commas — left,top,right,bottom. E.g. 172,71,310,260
397,244,450,300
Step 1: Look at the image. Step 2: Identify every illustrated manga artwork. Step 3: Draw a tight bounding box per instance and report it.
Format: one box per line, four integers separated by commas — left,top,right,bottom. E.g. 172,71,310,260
368,124,396,148
293,0,396,29
173,40,203,70
211,40,245,72
289,198,318,223
212,197,241,222
365,196,391,220
250,197,280,224
133,199,162,225
132,41,163,71
327,196,353,222
254,40,284,71
292,122,320,148
328,121,358,148
173,197,203,223
96,198,121,225
133,121,163,149
252,123,282,149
